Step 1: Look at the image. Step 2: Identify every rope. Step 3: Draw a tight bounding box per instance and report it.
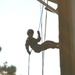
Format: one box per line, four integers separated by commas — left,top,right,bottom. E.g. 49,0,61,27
42,1,48,75
38,3,44,75
38,1,48,75
28,48,33,75
28,55,30,75
42,7,48,75
38,3,44,31
44,6,48,40
27,4,44,75
27,1,48,75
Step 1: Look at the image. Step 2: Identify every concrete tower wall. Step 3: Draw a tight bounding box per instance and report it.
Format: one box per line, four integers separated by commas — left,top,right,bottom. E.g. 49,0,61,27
58,0,75,75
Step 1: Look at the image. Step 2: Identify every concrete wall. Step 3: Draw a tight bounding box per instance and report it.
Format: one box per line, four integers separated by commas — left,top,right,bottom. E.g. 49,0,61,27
58,0,75,75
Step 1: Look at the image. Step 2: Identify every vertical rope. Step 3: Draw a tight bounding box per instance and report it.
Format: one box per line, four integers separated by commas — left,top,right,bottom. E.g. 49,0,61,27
38,3,44,75
38,3,44,31
42,8,47,75
44,10,47,41
42,1,48,75
42,51,44,75
39,3,44,75
28,55,30,75
27,1,48,75
44,0,48,40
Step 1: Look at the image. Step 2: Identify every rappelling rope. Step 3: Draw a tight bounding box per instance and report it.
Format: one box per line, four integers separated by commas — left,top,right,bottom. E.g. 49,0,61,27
38,2,44,31
42,0,48,75
28,54,30,75
38,1,48,75
38,2,45,75
28,1,48,75
42,6,48,75
42,3,48,75
27,4,44,75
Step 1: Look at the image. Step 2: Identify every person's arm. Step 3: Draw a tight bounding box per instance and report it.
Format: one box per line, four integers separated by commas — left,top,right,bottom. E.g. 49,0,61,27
37,31,41,42
25,39,31,55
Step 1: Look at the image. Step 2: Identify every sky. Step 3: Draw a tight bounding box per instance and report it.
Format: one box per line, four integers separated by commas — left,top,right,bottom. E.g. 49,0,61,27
0,0,60,75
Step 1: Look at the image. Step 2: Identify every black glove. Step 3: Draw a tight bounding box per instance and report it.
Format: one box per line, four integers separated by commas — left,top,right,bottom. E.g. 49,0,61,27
37,31,40,35
28,51,31,55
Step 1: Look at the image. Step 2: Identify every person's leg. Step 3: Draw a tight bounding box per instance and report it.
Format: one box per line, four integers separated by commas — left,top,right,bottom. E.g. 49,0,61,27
38,41,52,51
40,41,59,50
32,43,50,52
32,45,42,53
50,41,59,48
33,41,59,52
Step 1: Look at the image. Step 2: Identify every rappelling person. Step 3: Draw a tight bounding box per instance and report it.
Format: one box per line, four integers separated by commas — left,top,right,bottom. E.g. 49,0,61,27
25,29,59,55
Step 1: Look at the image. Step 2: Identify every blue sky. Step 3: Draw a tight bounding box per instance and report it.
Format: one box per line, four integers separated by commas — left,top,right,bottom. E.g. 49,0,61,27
0,0,60,75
